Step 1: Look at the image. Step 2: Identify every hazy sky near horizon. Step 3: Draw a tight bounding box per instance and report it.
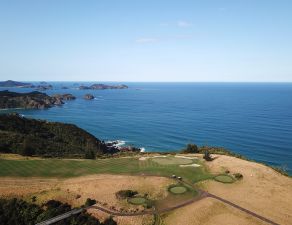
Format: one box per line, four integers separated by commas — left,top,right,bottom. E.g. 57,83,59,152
0,0,292,82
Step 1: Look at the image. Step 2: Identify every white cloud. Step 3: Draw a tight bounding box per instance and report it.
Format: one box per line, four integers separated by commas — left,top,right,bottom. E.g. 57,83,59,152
135,38,158,43
177,20,192,28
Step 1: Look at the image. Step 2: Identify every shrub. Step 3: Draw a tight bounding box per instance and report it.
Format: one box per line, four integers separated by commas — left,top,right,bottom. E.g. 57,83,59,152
181,143,198,153
85,198,96,207
203,150,212,161
234,173,243,179
115,190,138,199
104,216,117,225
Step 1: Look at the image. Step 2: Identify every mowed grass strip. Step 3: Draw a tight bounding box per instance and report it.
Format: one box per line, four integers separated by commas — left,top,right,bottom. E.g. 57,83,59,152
0,157,213,183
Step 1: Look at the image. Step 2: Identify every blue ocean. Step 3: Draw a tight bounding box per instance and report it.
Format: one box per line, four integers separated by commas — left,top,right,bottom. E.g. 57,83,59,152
1,82,292,174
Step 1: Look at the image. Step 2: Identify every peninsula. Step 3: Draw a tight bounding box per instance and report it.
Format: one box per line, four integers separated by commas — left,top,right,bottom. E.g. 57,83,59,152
0,90,63,109
0,80,34,88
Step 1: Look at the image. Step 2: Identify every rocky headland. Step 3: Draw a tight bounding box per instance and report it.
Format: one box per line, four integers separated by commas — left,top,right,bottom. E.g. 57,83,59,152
79,83,128,90
0,80,34,88
52,93,76,101
0,90,63,109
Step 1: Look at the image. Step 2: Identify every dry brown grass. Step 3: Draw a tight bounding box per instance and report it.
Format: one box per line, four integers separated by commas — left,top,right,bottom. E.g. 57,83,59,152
199,154,292,225
0,174,170,225
163,198,266,225
87,208,154,225
1,155,291,225
0,153,43,160
0,174,174,207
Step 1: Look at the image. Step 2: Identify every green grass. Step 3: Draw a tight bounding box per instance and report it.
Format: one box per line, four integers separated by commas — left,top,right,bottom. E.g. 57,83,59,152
214,174,235,183
127,197,147,205
169,186,187,194
0,156,213,183
151,157,193,165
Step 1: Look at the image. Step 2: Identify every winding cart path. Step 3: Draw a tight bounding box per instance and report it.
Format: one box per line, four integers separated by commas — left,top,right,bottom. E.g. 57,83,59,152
36,177,280,225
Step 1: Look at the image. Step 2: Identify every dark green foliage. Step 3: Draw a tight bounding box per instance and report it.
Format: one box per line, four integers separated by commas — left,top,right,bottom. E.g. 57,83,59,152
84,198,96,207
234,173,243,179
85,149,96,159
181,143,198,153
20,137,35,156
103,216,117,225
0,198,109,225
203,150,212,161
115,190,138,200
0,113,108,157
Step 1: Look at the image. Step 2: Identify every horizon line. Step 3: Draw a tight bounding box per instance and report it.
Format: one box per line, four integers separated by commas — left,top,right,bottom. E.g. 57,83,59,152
2,80,292,83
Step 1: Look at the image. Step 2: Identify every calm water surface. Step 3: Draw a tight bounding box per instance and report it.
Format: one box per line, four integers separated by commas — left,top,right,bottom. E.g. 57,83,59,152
1,82,292,174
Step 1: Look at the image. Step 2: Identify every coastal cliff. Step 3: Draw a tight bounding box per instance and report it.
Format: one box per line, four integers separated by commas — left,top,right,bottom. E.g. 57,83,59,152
0,90,63,109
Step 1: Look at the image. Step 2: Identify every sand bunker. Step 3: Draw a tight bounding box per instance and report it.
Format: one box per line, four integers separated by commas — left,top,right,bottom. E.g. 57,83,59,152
179,163,201,168
139,155,167,161
175,155,198,160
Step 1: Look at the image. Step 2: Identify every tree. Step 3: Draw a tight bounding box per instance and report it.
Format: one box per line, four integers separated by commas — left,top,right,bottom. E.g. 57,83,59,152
203,150,212,161
20,137,35,156
85,198,96,207
103,216,117,225
181,143,198,153
85,150,96,159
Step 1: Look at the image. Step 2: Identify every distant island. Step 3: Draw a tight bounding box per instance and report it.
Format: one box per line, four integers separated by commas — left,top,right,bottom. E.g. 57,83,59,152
79,83,128,90
0,80,34,88
0,90,63,109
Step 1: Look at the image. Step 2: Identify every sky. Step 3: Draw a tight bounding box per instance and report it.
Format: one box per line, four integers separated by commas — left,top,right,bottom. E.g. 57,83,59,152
0,0,292,82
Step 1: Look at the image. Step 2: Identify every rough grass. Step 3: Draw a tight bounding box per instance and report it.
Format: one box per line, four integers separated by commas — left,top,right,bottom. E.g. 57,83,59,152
0,157,213,183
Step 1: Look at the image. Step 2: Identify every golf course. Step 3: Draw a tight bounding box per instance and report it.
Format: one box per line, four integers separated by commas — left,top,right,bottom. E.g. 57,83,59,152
0,153,291,225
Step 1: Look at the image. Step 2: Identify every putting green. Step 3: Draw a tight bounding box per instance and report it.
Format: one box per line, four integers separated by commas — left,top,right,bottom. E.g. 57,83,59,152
214,175,234,183
151,157,193,165
169,186,187,194
128,197,146,205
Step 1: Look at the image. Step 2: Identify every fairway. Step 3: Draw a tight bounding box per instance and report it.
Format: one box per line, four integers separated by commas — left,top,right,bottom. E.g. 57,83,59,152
151,157,193,165
0,156,213,183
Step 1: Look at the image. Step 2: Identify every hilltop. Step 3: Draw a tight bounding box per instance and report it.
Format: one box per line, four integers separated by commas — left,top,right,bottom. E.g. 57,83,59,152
0,90,63,109
0,80,34,88
0,113,108,157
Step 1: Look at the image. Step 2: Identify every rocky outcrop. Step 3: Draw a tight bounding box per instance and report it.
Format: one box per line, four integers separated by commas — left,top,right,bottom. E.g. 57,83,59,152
0,90,63,109
84,94,94,100
52,93,76,101
35,84,53,91
0,80,34,88
79,84,128,90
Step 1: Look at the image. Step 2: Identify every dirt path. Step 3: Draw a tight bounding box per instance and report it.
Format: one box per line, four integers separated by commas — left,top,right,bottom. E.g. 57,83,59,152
205,192,280,225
